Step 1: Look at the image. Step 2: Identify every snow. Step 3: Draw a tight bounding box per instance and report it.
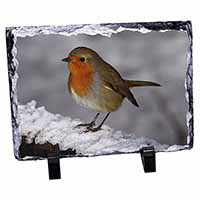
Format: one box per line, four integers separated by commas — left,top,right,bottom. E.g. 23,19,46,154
18,101,189,158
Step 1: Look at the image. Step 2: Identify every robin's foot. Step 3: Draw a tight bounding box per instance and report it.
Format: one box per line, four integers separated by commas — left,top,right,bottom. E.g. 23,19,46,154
75,121,96,129
83,125,102,133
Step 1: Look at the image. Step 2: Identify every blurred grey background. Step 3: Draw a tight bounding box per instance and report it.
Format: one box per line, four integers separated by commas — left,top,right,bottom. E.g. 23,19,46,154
16,30,189,145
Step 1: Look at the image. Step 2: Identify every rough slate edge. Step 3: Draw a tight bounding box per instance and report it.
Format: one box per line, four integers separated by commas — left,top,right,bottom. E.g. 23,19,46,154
5,20,193,160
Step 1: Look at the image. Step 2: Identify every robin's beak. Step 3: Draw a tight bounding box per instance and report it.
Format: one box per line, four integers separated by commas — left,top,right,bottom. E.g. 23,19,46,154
62,57,71,62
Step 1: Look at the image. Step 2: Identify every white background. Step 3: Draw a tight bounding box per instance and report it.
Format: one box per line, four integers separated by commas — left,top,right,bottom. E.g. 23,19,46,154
0,1,199,200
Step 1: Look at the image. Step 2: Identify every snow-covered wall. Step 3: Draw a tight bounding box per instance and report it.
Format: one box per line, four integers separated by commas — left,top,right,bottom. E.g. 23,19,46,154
18,100,187,159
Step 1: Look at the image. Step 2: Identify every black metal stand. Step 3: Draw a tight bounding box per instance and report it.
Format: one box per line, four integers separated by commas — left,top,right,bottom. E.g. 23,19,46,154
46,147,155,179
47,156,61,180
140,146,156,173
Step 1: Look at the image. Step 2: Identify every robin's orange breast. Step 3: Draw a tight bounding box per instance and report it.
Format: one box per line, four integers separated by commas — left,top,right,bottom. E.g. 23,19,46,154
68,71,123,112
67,60,124,112
68,61,94,97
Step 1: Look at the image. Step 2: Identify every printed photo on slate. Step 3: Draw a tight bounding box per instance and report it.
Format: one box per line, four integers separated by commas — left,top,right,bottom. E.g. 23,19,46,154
6,21,193,161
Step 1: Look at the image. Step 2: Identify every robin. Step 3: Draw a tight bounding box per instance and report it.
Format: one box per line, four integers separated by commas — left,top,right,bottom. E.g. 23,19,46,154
62,47,160,132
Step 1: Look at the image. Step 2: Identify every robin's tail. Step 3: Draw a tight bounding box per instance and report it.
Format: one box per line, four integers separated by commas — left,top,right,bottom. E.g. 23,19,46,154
125,80,161,88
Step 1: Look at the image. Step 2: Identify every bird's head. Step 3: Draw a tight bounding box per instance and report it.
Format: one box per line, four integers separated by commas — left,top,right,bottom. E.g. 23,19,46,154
62,47,101,74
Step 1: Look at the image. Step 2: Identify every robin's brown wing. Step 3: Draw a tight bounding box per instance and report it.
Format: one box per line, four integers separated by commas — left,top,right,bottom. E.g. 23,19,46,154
97,61,139,107
104,80,139,107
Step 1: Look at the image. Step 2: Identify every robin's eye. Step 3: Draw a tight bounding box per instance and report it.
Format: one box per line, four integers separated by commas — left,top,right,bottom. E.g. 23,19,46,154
80,57,85,62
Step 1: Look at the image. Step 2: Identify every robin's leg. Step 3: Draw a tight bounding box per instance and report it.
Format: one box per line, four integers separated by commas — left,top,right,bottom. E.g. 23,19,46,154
75,113,100,129
84,112,110,133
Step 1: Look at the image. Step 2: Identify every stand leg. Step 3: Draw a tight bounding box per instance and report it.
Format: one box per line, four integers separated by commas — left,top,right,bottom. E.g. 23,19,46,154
140,146,156,173
47,156,61,180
